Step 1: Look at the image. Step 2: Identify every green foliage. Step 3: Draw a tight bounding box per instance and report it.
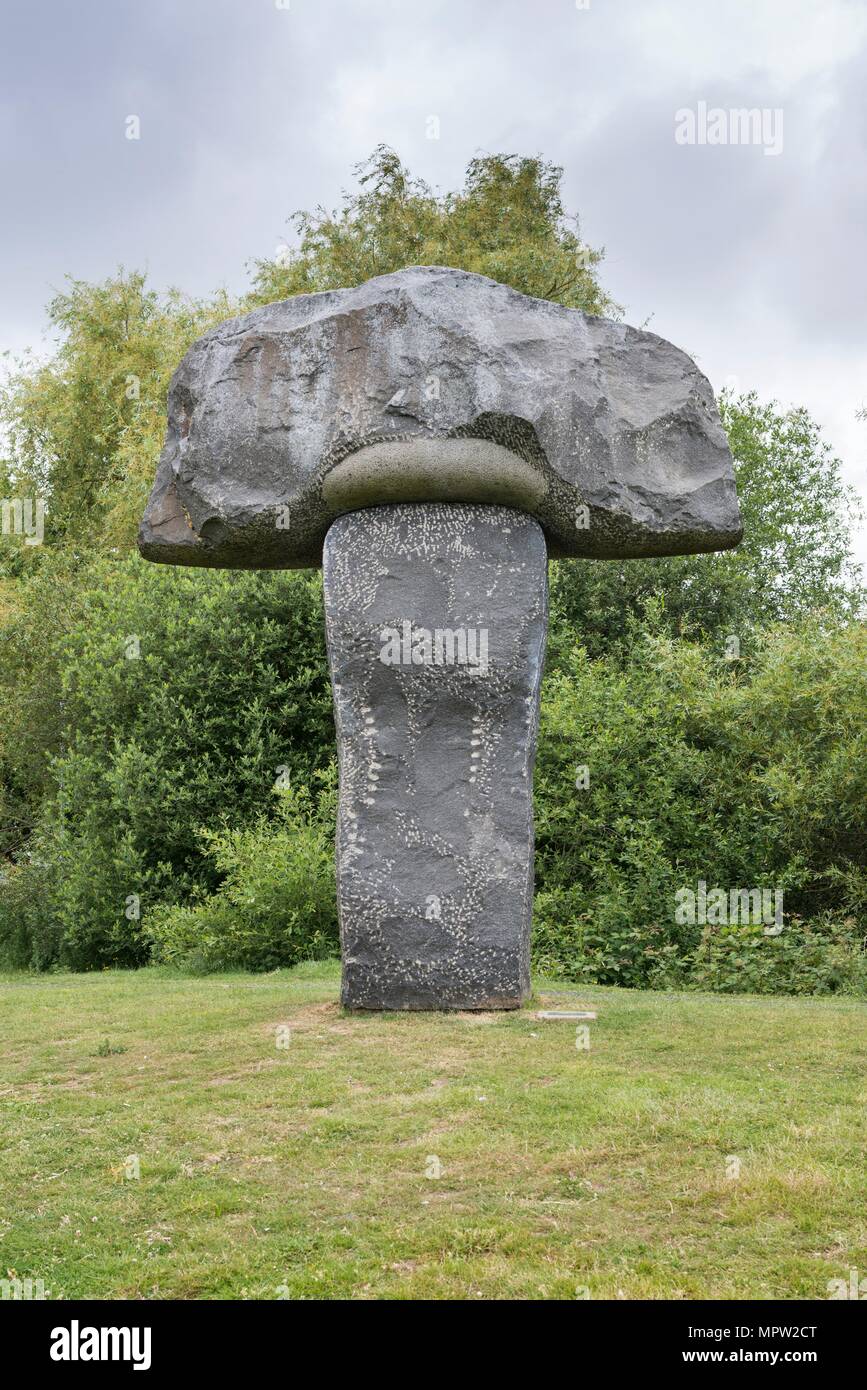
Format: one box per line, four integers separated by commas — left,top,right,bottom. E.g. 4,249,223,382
0,856,55,969
671,916,867,997
0,271,235,553
0,553,333,969
249,145,618,316
148,782,338,972
720,391,863,622
534,618,867,990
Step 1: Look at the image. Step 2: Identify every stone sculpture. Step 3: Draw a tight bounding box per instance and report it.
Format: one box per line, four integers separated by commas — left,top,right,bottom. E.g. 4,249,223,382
139,266,741,1009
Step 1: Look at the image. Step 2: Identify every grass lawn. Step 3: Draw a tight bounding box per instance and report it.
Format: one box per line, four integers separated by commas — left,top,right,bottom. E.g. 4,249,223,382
0,960,864,1301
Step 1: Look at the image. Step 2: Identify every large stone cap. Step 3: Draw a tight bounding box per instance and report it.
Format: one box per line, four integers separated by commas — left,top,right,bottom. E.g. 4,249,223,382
138,265,742,568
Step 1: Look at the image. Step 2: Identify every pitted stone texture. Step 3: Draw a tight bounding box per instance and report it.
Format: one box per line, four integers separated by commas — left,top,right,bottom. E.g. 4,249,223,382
323,503,547,1010
138,265,741,570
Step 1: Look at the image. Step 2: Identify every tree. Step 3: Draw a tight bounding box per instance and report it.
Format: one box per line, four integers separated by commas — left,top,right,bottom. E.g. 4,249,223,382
249,144,618,315
0,273,234,553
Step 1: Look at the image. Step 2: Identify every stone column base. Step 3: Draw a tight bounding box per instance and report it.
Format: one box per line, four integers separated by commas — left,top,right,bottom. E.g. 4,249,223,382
323,502,547,1010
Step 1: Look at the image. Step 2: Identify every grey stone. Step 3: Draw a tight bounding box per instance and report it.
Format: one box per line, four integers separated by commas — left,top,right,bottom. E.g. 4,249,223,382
138,265,741,570
139,264,744,1011
323,503,547,1010
536,1011,597,1021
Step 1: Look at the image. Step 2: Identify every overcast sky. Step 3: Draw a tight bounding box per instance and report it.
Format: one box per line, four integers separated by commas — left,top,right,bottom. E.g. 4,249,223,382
2,0,866,560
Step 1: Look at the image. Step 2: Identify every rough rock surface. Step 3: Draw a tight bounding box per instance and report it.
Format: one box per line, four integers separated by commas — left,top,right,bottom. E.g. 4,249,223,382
323,503,547,1010
138,266,741,569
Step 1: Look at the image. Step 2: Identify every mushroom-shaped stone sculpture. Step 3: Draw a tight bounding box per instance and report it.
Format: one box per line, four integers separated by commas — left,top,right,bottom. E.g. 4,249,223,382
139,266,741,1010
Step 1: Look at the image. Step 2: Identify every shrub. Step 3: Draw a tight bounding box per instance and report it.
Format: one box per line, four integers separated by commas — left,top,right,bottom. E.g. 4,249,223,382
0,856,56,970
0,552,334,968
147,780,338,972
534,617,867,991
676,916,867,997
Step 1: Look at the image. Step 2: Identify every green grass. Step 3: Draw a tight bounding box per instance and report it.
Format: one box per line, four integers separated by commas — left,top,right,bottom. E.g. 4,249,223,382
1,961,865,1300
